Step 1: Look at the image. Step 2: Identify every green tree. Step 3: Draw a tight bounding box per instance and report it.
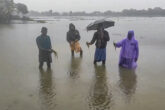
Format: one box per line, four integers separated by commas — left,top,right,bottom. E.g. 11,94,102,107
16,3,28,14
0,0,14,23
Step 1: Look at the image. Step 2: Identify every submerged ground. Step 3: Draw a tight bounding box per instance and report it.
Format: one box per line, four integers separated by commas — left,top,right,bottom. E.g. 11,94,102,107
0,17,165,110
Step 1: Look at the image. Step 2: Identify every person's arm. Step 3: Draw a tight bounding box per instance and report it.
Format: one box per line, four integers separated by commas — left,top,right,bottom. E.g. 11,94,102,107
114,39,124,48
52,49,58,57
48,36,52,49
135,41,139,62
86,33,97,47
89,33,97,45
48,36,53,52
75,30,80,41
67,32,71,43
104,31,110,41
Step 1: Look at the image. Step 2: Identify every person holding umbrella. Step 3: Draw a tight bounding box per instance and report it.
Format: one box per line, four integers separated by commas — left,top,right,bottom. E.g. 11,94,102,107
113,30,139,69
86,24,110,65
36,27,57,69
67,23,83,57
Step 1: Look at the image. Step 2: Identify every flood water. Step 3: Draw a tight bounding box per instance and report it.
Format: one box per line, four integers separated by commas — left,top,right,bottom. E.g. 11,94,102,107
0,17,165,110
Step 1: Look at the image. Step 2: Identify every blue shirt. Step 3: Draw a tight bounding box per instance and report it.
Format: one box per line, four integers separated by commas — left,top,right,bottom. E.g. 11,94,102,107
36,35,52,50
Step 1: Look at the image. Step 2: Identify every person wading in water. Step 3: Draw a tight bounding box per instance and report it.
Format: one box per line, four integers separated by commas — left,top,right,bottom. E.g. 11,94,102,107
36,27,56,69
86,24,110,65
67,23,83,57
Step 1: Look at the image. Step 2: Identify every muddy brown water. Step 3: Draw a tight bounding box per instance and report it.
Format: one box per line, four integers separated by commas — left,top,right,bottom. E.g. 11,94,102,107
0,17,165,110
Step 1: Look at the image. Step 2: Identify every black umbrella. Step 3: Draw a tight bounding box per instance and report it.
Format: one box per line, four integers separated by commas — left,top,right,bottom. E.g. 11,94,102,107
87,19,115,31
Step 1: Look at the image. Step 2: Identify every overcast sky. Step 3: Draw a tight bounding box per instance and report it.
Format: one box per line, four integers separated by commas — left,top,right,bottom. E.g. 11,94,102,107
14,0,165,12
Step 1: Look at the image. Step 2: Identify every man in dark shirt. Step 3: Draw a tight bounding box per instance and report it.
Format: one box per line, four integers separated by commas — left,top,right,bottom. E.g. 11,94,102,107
87,25,110,65
36,27,52,69
67,23,83,57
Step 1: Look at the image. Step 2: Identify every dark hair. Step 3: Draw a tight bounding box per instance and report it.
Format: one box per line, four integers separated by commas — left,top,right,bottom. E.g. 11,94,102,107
69,23,75,29
98,23,103,28
97,23,104,30
41,27,47,32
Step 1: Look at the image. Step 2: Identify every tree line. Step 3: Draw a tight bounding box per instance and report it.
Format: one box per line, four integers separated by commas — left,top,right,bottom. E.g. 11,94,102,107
29,7,165,17
1,1,165,24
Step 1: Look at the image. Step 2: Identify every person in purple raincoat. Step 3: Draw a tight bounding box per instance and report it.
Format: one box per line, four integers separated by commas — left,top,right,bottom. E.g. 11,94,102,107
114,30,139,69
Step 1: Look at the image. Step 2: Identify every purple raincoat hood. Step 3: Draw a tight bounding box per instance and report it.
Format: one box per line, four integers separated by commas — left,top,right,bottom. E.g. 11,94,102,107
127,30,135,41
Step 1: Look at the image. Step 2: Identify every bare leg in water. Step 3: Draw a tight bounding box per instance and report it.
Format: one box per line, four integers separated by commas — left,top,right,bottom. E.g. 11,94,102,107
39,62,44,69
80,49,83,57
71,50,74,57
47,61,51,69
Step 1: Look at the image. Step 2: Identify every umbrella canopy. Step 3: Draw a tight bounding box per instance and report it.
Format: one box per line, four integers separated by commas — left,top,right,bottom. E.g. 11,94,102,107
87,19,115,31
